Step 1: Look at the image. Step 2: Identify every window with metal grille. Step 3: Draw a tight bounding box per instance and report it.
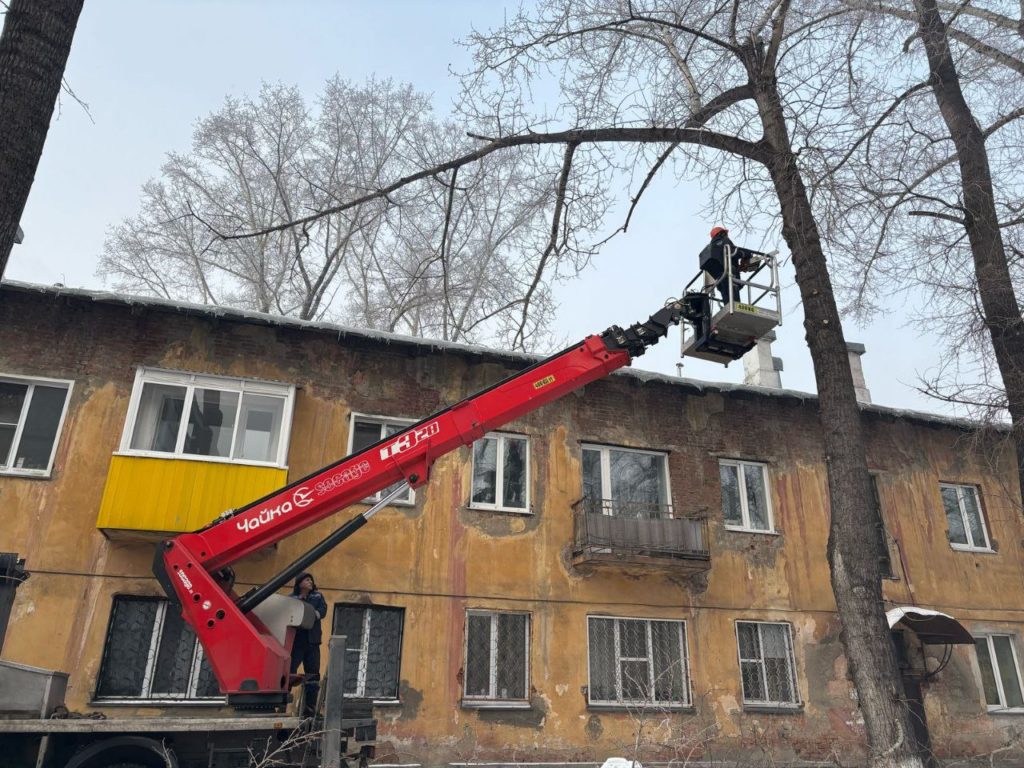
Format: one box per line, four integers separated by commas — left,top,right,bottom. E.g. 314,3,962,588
95,597,220,701
587,616,690,707
332,604,404,700
719,460,773,532
349,415,415,504
976,635,1024,711
0,374,72,477
123,368,293,467
940,484,991,552
463,611,529,704
736,621,799,707
470,433,529,512
581,444,672,519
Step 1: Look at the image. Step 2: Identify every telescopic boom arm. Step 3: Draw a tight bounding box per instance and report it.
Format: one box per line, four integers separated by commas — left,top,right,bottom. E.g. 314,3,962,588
154,299,686,707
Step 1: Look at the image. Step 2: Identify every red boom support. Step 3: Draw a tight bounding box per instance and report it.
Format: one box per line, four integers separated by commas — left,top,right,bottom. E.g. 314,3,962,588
155,301,686,705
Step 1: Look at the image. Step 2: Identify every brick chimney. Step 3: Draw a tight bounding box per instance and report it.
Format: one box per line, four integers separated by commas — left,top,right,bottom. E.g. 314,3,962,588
847,342,871,404
742,331,783,388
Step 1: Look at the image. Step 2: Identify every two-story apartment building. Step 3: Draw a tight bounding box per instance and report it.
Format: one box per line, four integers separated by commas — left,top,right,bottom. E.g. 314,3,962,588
1,280,1022,767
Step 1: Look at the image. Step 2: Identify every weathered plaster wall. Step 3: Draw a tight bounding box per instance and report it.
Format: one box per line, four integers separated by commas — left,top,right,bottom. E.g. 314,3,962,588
1,287,1022,765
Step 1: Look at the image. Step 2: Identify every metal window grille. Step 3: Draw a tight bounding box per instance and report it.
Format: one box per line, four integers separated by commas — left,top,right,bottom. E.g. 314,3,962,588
587,616,690,707
351,417,415,503
581,445,672,519
869,476,895,579
333,604,404,699
464,611,529,701
940,484,990,550
95,597,220,701
736,621,799,706
471,433,529,511
719,460,773,532
976,635,1024,710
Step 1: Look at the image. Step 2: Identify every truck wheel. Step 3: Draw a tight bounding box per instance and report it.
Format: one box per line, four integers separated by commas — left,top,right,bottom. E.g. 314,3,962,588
63,735,178,768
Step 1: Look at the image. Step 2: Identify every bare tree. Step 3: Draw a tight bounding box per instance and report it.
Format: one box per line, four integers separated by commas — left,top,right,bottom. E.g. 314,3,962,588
0,0,84,277
814,1,1024,503
206,3,925,765
100,78,599,349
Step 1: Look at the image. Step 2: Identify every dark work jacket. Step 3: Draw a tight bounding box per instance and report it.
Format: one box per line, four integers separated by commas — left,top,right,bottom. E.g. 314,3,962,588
698,233,757,276
295,590,328,644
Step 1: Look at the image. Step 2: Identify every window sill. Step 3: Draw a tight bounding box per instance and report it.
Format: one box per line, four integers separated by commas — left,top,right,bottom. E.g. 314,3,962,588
465,505,533,516
950,544,996,554
742,703,804,715
587,703,694,713
724,525,779,536
987,707,1024,716
346,697,401,707
0,469,52,479
91,698,227,707
114,451,287,471
461,699,532,710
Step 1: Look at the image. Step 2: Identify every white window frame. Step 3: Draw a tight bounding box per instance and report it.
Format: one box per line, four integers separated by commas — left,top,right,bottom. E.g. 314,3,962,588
462,609,531,707
581,443,672,517
119,368,294,468
335,603,404,703
940,483,992,552
96,599,222,704
976,634,1024,713
469,432,530,513
0,373,73,478
586,615,692,708
719,459,775,533
347,412,417,505
735,620,800,708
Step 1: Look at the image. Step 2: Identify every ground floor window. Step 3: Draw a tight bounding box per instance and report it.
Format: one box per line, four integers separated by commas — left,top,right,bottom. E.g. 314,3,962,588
333,604,404,700
464,610,529,703
976,635,1024,711
587,616,690,707
736,621,799,707
95,597,220,701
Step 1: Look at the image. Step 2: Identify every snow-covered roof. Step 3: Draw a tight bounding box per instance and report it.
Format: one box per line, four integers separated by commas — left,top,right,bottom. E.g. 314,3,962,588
1,280,1003,434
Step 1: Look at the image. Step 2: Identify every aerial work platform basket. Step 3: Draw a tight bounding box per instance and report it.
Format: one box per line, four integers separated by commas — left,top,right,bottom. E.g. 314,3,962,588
679,248,782,365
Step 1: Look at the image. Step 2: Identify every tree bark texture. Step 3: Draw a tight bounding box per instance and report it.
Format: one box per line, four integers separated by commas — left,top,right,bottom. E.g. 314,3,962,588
914,0,1024,508
746,45,925,768
0,0,84,277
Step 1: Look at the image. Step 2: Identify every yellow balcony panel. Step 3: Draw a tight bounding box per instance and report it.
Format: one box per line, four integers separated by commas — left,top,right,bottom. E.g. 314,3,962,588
97,455,288,536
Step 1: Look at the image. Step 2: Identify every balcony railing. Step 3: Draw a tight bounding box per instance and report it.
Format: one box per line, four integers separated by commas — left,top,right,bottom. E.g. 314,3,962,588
572,498,710,572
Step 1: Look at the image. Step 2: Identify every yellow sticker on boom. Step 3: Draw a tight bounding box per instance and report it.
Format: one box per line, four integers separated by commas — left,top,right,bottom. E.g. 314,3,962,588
533,375,556,390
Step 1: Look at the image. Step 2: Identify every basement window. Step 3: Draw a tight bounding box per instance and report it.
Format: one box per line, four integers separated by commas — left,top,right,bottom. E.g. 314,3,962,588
587,616,690,708
463,610,530,707
581,444,672,519
976,635,1024,712
95,596,221,703
940,484,992,552
333,604,404,702
0,374,73,478
720,459,774,533
470,432,529,512
348,414,416,505
736,621,800,708
122,368,293,467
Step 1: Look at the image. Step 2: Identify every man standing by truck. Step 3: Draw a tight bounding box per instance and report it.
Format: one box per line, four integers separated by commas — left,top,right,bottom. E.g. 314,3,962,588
291,572,327,717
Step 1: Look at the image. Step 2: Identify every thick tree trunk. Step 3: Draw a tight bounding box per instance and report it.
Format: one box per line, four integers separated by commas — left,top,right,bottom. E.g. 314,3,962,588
914,0,1024,508
0,0,83,276
749,52,924,768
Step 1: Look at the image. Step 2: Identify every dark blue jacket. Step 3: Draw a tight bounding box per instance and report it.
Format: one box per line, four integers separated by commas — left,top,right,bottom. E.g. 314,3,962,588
292,572,328,643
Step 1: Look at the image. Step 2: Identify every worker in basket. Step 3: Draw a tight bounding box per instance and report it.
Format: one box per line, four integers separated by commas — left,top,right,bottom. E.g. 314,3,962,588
699,225,763,306
291,571,328,717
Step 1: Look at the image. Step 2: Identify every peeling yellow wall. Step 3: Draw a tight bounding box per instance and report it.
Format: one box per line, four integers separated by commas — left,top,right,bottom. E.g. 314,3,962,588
2,288,1022,766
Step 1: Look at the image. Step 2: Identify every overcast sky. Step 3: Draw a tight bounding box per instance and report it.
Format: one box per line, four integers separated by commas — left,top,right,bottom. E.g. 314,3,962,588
7,0,949,414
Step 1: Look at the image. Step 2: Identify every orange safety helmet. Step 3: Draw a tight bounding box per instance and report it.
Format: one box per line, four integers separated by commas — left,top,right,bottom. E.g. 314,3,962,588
709,226,728,238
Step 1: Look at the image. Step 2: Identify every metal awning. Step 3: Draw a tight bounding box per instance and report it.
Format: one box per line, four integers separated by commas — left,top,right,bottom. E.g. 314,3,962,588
886,606,975,645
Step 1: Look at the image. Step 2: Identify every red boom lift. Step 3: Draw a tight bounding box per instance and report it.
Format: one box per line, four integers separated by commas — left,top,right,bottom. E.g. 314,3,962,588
153,297,713,708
